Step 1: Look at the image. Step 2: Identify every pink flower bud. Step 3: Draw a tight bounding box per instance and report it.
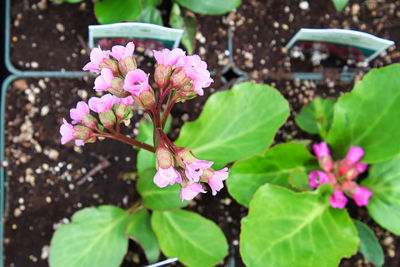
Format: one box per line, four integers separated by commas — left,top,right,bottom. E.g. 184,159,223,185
153,48,185,67
352,186,373,206
111,42,135,61
345,146,364,164
83,48,111,74
320,156,333,173
70,101,90,124
203,167,229,196
99,110,117,129
88,94,119,113
154,64,172,89
60,118,85,146
312,142,330,159
356,162,368,174
329,190,348,209
341,181,357,194
308,170,329,188
180,183,206,201
94,68,114,92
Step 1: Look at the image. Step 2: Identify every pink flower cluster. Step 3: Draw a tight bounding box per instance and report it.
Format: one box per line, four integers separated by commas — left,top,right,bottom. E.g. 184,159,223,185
154,146,228,201
309,142,372,209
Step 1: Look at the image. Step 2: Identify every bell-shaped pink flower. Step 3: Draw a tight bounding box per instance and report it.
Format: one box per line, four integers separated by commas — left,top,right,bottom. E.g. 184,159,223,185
329,190,348,209
111,42,135,61
313,142,330,159
207,167,229,196
352,186,373,206
124,69,150,97
119,96,134,106
154,166,182,188
94,68,114,92
356,162,368,173
70,101,90,124
184,159,214,183
176,55,213,96
60,118,84,146
88,94,119,113
308,170,329,188
154,48,186,67
83,48,111,73
180,183,206,201
345,146,364,164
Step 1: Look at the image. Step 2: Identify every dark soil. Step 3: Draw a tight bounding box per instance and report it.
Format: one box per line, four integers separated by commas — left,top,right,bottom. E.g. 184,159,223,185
4,0,400,266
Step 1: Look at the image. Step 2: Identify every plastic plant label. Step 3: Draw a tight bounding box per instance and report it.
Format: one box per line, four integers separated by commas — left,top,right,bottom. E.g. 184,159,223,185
285,28,394,63
89,22,183,50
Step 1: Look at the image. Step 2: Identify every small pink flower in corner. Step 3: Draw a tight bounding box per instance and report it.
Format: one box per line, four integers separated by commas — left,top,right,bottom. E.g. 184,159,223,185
82,47,111,74
352,186,373,206
205,168,229,196
329,190,348,209
180,183,206,201
308,170,329,188
70,101,90,124
59,119,85,146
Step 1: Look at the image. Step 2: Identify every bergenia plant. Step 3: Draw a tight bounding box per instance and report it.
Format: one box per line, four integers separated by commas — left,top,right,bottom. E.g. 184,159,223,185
50,42,290,267
228,64,400,267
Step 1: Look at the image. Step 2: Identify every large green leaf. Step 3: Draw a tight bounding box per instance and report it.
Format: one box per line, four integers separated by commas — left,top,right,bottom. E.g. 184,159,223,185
240,184,359,267
175,0,241,15
95,0,142,24
227,143,318,207
326,64,400,163
175,82,289,169
295,98,335,139
49,206,129,267
353,220,384,267
361,154,400,234
170,3,196,54
137,169,189,210
332,0,349,11
126,209,159,263
136,0,163,26
151,210,228,267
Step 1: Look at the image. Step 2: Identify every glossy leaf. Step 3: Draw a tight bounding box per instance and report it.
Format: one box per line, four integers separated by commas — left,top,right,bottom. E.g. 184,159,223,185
327,64,400,163
95,0,142,24
295,98,335,139
175,0,241,15
170,3,196,54
126,209,159,263
136,0,163,26
151,210,228,267
227,143,318,207
288,168,313,191
362,154,400,234
137,169,188,210
49,206,129,267
175,82,289,170
332,0,349,11
353,220,384,267
240,184,359,267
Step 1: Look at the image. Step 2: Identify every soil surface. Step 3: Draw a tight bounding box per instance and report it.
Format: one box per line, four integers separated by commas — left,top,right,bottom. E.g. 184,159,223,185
4,0,400,266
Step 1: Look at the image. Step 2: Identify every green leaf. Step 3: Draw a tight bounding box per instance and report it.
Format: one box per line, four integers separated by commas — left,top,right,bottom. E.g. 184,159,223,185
49,206,129,267
95,0,142,24
288,168,313,191
170,4,196,54
361,154,400,234
353,220,384,267
126,209,159,263
332,0,349,11
137,169,189,210
295,98,335,139
151,210,228,267
175,82,289,170
227,143,318,207
136,0,163,26
175,0,241,15
327,64,400,163
240,184,359,267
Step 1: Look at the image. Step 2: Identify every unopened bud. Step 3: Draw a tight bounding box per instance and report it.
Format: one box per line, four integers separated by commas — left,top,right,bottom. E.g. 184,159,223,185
155,64,172,89
118,57,137,77
114,103,133,121
73,125,93,140
99,110,116,129
200,168,214,182
175,147,196,168
103,57,119,75
139,89,156,108
109,77,130,98
81,114,99,130
320,156,333,173
170,67,191,89
341,181,357,195
156,147,174,169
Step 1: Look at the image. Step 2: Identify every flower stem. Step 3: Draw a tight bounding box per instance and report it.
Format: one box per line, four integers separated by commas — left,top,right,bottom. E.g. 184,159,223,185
92,133,155,152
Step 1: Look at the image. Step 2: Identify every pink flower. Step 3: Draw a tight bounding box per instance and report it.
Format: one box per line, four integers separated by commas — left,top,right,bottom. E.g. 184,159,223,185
119,96,134,106
154,166,182,188
352,186,373,206
346,146,364,163
60,118,84,146
70,101,89,124
88,94,119,113
313,142,330,159
356,162,368,173
124,69,150,97
180,183,206,201
94,68,114,92
184,159,214,183
83,47,111,73
176,55,213,96
154,48,186,67
111,42,135,61
329,190,348,209
207,168,229,196
308,170,329,188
